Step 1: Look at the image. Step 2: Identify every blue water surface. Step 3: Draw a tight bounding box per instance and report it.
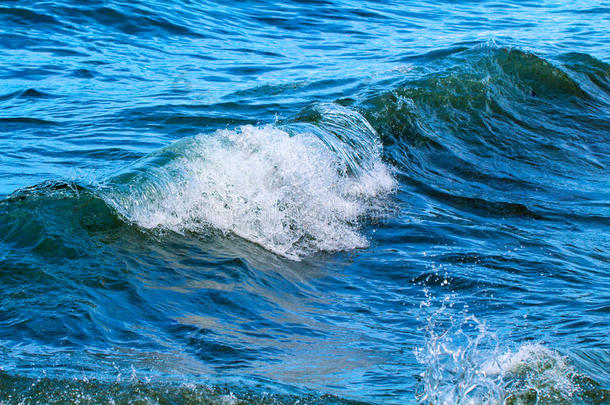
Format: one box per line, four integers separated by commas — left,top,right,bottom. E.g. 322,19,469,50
0,1,609,403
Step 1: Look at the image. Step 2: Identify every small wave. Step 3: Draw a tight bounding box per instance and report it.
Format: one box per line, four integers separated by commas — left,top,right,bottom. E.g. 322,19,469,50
0,6,61,26
0,181,122,251
415,313,603,404
0,117,58,126
102,104,395,260
0,88,54,102
78,5,204,38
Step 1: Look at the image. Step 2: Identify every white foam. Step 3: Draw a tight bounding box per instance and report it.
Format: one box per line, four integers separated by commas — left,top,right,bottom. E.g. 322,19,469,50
482,343,578,398
104,113,395,260
415,314,580,404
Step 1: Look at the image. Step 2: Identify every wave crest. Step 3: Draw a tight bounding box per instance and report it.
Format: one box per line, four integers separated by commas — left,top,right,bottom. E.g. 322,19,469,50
102,105,395,260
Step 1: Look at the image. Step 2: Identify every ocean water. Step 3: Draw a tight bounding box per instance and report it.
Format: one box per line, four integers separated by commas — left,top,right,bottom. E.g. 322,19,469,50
0,0,609,403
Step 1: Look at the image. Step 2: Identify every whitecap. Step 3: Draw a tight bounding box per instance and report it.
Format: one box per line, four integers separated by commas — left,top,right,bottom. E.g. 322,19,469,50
102,104,395,260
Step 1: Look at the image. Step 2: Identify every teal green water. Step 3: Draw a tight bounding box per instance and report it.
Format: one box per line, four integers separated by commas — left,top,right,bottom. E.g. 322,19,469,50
1,1,609,403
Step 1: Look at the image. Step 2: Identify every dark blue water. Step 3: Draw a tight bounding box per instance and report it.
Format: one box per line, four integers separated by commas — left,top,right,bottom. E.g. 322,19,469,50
1,1,609,403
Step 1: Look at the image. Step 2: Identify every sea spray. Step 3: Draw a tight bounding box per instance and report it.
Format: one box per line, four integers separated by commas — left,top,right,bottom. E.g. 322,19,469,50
415,309,584,404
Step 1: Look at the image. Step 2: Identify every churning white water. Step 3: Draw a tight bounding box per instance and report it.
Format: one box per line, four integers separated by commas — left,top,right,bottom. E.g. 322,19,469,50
103,105,395,260
415,313,581,404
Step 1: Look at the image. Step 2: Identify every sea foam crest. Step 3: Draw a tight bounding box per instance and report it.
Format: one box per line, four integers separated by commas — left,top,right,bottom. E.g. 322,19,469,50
104,104,395,260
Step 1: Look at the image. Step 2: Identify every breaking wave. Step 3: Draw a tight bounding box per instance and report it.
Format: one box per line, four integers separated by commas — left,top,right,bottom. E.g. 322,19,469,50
415,313,606,404
101,104,395,260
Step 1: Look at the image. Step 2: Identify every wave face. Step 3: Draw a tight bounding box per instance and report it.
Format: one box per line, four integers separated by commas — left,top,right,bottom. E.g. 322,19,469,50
102,104,394,260
1,0,610,404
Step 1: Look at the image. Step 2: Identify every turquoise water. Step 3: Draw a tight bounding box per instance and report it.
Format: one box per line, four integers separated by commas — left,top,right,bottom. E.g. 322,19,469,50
0,1,609,403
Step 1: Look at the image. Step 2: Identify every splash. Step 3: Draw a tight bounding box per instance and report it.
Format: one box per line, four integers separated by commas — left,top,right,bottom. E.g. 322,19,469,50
415,313,585,404
102,104,395,260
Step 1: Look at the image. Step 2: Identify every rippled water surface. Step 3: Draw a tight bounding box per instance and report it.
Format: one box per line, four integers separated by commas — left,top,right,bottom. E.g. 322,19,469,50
1,1,609,403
